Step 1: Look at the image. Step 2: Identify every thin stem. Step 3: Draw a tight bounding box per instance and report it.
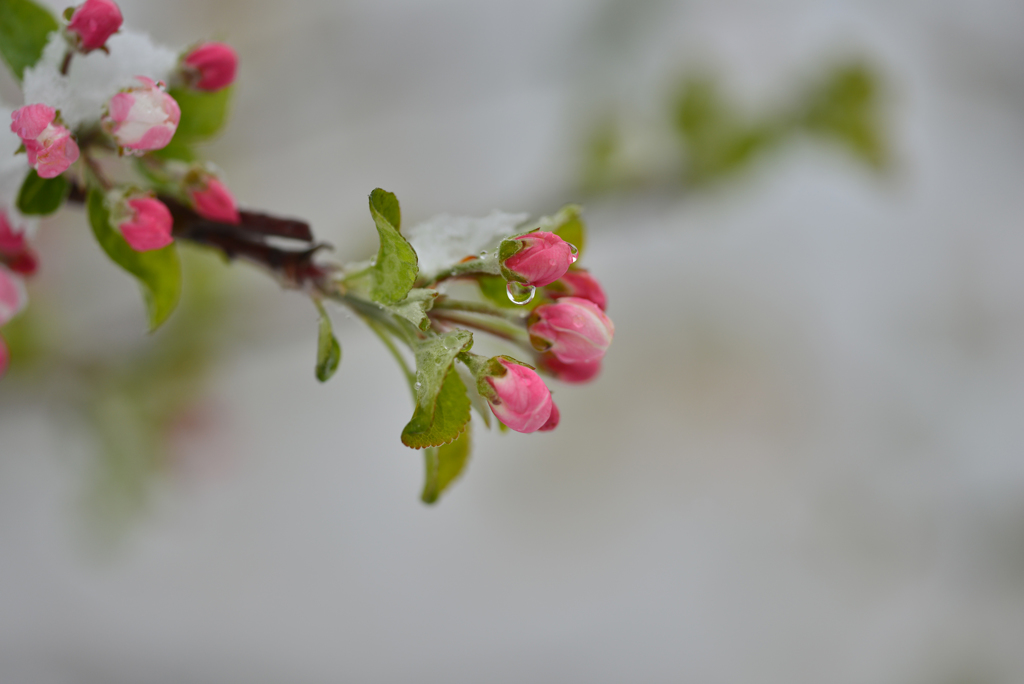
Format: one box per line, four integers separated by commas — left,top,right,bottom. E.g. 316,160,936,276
432,296,527,324
429,310,533,348
364,316,416,397
60,50,73,76
428,257,499,285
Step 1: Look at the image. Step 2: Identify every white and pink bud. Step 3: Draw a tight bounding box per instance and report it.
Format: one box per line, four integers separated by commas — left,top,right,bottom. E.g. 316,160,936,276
113,194,174,252
102,77,181,152
66,0,123,53
500,231,576,288
187,174,240,224
182,42,238,92
538,353,602,385
545,269,607,311
477,356,555,433
10,104,80,179
528,297,614,364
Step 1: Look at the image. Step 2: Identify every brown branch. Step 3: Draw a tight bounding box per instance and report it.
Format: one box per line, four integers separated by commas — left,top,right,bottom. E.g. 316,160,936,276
67,184,336,291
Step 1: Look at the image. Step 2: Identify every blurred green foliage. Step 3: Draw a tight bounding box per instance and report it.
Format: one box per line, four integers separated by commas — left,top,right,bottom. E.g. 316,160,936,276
582,61,888,192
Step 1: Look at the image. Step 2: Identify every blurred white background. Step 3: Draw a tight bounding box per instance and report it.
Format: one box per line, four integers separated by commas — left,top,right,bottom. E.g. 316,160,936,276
2,0,1024,682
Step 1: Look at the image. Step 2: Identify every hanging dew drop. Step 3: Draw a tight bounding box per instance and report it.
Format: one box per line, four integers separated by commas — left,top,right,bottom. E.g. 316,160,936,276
506,281,536,305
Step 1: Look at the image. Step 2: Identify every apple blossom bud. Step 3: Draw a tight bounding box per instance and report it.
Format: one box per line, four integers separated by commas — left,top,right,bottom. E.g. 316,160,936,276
0,265,28,326
546,269,607,311
500,231,576,288
528,296,614,364
182,42,238,92
0,212,25,255
103,77,181,152
188,175,240,224
66,0,123,52
116,195,174,252
538,401,560,432
538,353,602,384
10,104,80,179
478,357,554,433
0,213,38,276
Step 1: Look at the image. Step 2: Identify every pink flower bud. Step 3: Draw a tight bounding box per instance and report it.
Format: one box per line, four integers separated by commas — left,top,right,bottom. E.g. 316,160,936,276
481,357,554,433
546,269,607,311
10,105,80,179
501,231,576,288
538,401,560,432
0,213,38,276
183,42,238,92
103,77,181,152
538,353,602,384
528,297,614,364
0,265,28,327
188,176,240,224
67,0,123,52
117,196,174,252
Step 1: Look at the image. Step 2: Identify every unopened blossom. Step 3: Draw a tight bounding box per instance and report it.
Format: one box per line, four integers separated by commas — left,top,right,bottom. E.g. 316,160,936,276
188,175,240,224
66,0,123,52
10,104,80,178
538,353,602,385
480,357,554,433
501,231,576,288
528,296,614,364
116,195,174,252
182,42,238,92
545,269,607,311
103,77,181,152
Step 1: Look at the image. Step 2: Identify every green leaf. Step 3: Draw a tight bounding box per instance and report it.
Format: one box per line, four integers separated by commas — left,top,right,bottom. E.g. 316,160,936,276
16,169,68,216
315,303,341,383
0,0,58,82
799,63,887,170
385,288,437,331
368,188,418,306
540,204,586,258
421,425,471,504
167,86,233,143
401,330,474,449
87,189,182,332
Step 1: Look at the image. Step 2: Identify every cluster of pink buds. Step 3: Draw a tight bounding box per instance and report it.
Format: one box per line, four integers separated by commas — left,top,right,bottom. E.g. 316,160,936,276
0,214,31,379
10,105,80,179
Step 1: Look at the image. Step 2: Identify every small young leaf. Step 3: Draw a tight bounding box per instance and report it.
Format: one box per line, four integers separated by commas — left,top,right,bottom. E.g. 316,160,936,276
401,329,474,449
403,366,471,450
540,205,586,258
87,189,182,332
0,0,58,82
315,304,341,383
368,188,418,306
16,169,68,216
421,425,471,504
167,86,233,143
385,288,437,331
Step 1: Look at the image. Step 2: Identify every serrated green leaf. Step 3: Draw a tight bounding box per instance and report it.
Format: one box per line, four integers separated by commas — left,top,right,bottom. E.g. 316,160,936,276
421,425,471,504
0,0,58,82
401,329,473,449
87,189,182,332
315,305,341,383
540,205,586,258
16,169,68,216
385,288,437,331
368,188,418,306
167,86,233,143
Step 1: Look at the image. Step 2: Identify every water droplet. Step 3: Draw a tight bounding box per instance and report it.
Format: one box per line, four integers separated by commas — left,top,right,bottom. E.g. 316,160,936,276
414,381,422,390
568,243,579,256
571,315,585,328
479,250,489,258
506,281,536,305
443,337,456,350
